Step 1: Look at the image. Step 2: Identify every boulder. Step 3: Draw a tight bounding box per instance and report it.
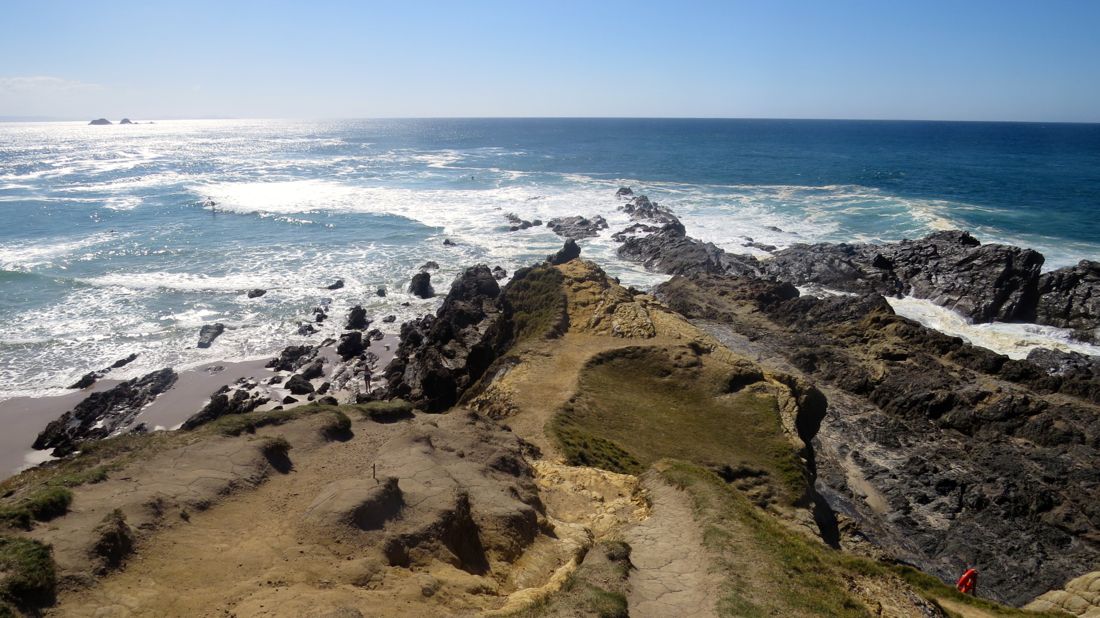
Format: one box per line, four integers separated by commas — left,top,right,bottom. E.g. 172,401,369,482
35,368,178,456
420,261,439,271
326,279,345,290
615,186,634,197
89,118,112,125
443,239,456,247
376,287,387,297
337,331,366,360
197,323,226,348
345,305,370,330
382,315,397,323
491,266,507,280
118,118,134,125
247,289,267,298
267,345,317,372
409,272,435,299
548,239,581,265
285,374,315,395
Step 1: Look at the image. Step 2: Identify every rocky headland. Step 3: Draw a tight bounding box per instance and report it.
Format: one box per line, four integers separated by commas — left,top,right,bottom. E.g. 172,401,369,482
0,190,1095,616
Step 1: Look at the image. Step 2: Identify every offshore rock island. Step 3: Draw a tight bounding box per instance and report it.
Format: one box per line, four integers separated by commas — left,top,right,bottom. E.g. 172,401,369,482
0,189,1097,617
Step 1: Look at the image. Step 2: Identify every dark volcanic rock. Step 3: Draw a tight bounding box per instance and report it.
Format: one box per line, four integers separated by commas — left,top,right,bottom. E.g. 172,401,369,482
35,368,178,456
758,231,1045,324
285,374,315,395
409,272,435,299
326,279,345,290
381,265,511,412
345,305,370,330
547,239,581,265
657,272,1100,605
491,266,507,280
376,287,387,297
181,385,269,430
337,331,366,360
67,353,138,388
69,372,101,390
89,118,112,125
111,353,138,369
382,314,397,323
420,261,440,271
119,118,134,125
247,289,267,298
267,345,317,372
443,239,456,247
1037,260,1100,331
620,194,679,226
505,213,539,231
546,215,608,240
197,323,226,348
615,186,633,197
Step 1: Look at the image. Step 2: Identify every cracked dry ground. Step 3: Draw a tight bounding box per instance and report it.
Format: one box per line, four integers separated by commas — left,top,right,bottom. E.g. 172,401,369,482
624,476,719,618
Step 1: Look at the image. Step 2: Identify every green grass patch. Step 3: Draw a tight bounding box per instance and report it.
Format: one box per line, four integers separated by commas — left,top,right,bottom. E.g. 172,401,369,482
504,264,568,342
356,399,414,422
0,536,56,611
552,345,807,503
658,460,1063,618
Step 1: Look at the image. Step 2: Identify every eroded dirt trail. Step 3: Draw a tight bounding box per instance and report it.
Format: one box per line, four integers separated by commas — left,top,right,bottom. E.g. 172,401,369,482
624,476,719,618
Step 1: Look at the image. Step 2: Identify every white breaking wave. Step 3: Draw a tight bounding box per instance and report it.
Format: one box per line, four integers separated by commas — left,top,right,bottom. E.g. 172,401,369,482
886,296,1100,359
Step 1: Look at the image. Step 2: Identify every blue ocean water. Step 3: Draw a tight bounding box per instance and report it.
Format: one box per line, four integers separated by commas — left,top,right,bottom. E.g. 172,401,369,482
1,118,1098,398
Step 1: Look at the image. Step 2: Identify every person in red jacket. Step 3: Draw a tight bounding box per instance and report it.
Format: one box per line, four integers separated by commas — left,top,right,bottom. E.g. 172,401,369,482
956,568,978,595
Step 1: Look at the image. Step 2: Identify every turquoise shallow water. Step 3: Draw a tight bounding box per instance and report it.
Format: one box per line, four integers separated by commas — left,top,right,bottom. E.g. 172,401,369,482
1,118,1098,398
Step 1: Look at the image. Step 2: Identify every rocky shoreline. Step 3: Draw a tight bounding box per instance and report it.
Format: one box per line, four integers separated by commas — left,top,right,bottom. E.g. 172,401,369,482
0,188,1097,614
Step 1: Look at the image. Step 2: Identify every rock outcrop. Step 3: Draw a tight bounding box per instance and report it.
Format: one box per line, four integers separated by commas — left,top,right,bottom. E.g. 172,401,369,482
547,215,608,239
196,323,225,348
67,353,139,389
89,118,111,125
181,383,269,430
1037,260,1100,333
345,305,370,330
408,272,434,299
381,265,512,411
657,273,1100,605
547,239,581,265
612,190,1098,331
34,368,178,456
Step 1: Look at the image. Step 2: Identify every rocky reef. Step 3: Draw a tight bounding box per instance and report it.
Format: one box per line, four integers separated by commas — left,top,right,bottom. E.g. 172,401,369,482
614,191,1100,334
34,368,178,457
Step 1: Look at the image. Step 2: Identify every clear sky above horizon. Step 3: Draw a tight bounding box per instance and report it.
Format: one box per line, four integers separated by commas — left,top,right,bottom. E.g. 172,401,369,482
2,0,1099,122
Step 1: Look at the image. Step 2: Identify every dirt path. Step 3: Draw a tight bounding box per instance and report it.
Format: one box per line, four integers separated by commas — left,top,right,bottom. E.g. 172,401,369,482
624,475,719,618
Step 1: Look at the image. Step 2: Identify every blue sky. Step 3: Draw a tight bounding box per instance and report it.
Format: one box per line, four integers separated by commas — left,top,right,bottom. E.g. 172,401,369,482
2,0,1099,121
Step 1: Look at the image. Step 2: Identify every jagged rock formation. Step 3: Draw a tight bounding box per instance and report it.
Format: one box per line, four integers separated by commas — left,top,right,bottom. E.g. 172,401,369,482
196,323,225,348
657,273,1100,605
613,190,1099,332
67,353,139,389
88,118,111,125
34,368,178,456
181,383,269,430
547,215,608,239
381,265,512,411
547,238,581,265
1037,260,1100,333
408,272,434,299
505,212,542,231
